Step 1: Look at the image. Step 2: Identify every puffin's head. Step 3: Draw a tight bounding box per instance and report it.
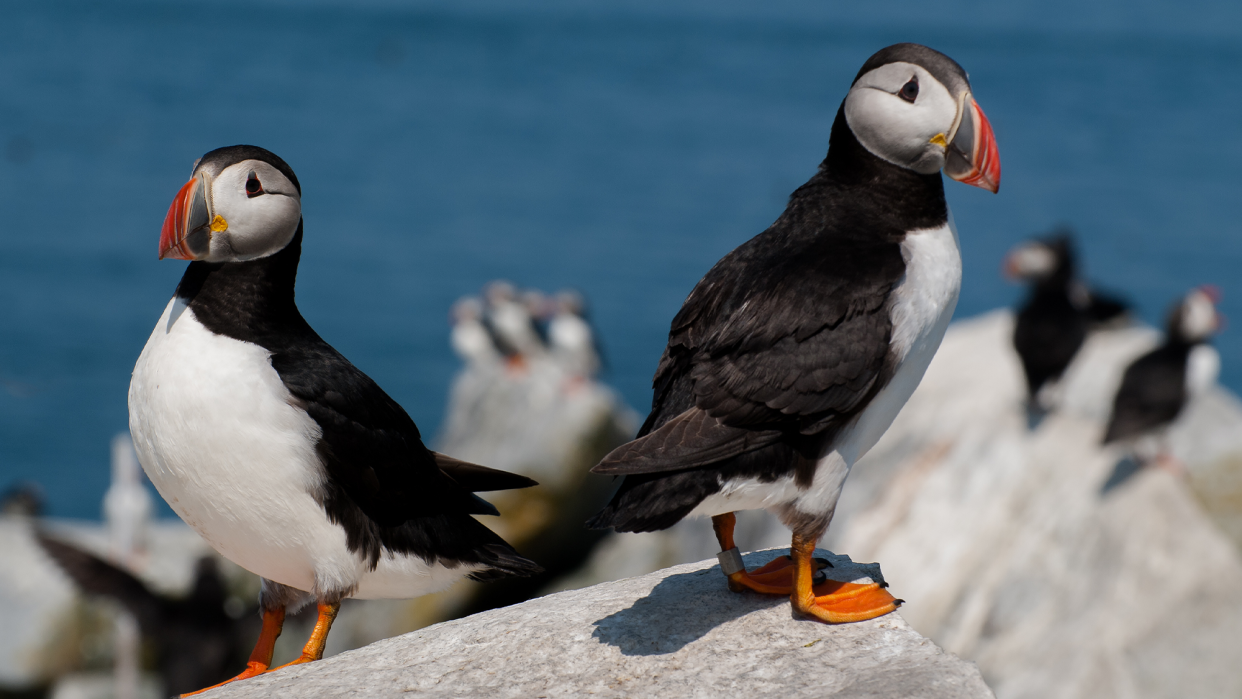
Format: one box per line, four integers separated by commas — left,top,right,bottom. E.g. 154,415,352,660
1169,286,1222,344
451,297,485,324
484,280,518,306
845,43,1000,193
159,145,302,262
555,289,585,316
1004,234,1074,283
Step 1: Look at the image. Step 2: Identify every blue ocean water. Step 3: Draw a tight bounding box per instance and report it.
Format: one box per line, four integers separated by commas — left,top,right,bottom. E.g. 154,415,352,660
1,0,1240,519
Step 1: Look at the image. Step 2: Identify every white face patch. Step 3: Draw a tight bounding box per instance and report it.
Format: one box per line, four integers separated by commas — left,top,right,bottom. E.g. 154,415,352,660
844,62,961,174
203,159,302,262
1007,242,1058,280
1179,290,1219,341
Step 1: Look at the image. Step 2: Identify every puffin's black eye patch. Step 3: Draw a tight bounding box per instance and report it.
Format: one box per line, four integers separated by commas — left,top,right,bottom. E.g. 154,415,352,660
245,171,264,197
898,78,919,103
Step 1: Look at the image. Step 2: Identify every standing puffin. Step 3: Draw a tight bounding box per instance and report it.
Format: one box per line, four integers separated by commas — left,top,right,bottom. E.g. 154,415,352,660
1103,286,1221,467
129,146,540,695
1006,231,1128,409
484,280,546,364
588,44,1000,624
450,296,502,367
548,290,603,379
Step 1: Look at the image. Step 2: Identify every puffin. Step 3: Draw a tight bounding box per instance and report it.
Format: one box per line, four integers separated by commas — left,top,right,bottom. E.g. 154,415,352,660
587,44,1000,624
449,296,502,367
483,281,546,364
547,289,602,379
128,145,541,695
1102,286,1221,466
37,533,253,696
1006,231,1128,408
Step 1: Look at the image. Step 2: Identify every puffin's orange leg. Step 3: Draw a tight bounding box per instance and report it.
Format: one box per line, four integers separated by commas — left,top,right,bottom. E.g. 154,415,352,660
790,533,900,623
710,513,827,594
268,601,341,672
180,606,286,697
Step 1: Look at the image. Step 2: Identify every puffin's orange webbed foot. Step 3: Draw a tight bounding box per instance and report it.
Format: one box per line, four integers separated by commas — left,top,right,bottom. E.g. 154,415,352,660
789,534,900,624
180,607,286,697
267,601,340,673
721,553,833,595
712,513,828,595
799,579,901,623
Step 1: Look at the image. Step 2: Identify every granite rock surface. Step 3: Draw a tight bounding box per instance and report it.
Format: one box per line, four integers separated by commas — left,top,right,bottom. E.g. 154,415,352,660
209,549,993,699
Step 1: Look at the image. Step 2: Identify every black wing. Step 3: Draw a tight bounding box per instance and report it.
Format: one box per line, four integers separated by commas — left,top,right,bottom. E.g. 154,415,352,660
1103,345,1188,444
433,452,538,492
36,532,165,632
1013,293,1088,396
595,226,905,475
272,341,518,527
1085,289,1130,324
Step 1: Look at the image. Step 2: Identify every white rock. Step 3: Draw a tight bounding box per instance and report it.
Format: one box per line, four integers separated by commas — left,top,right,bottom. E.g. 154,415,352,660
831,311,1242,699
207,549,993,699
437,357,637,489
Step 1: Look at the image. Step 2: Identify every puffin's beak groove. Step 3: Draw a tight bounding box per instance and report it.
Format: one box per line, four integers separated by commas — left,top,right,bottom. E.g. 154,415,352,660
159,176,211,260
944,96,1001,194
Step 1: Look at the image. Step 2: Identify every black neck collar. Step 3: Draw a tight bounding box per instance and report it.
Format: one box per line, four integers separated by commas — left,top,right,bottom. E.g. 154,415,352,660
795,107,949,233
174,221,311,345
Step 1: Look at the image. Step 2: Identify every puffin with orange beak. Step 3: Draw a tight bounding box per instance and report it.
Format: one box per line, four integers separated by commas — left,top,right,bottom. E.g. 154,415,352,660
588,44,1000,624
131,145,540,696
1103,286,1222,471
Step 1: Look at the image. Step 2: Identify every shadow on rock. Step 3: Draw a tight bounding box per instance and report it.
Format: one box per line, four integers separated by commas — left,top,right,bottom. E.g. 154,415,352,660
591,566,784,656
1100,455,1143,496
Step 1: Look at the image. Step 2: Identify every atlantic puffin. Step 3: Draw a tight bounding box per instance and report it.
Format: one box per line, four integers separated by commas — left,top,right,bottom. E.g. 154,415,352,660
483,281,546,364
128,145,540,695
588,44,1000,624
548,290,602,379
450,296,502,367
1103,286,1221,467
1006,231,1128,408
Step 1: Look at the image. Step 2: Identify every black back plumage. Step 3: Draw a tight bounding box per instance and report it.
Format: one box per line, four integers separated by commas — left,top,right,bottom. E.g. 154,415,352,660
588,103,949,533
1012,237,1087,397
176,221,538,578
1011,234,1129,399
1102,342,1192,444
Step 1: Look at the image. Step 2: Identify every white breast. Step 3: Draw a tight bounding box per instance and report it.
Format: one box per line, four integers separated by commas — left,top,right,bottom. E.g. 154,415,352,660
128,298,475,599
451,320,500,365
548,313,599,376
491,301,543,355
1186,344,1220,399
129,297,353,593
840,216,962,463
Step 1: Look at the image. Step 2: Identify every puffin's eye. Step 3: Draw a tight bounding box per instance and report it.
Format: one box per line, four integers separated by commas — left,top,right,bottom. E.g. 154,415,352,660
245,171,264,197
898,78,919,103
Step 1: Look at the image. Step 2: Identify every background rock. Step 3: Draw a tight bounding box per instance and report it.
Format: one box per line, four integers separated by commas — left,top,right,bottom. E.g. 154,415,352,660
830,311,1242,699
208,549,993,699
436,353,638,616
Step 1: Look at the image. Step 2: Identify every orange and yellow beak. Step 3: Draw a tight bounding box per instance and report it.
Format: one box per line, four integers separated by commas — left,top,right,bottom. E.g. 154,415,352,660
159,176,212,260
944,95,1001,194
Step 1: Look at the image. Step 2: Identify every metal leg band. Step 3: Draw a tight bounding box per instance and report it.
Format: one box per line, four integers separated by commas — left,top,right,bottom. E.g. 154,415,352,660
717,547,745,576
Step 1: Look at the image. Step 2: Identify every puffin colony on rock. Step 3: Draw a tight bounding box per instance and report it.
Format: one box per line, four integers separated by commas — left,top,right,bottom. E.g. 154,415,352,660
128,145,540,695
588,43,1001,623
